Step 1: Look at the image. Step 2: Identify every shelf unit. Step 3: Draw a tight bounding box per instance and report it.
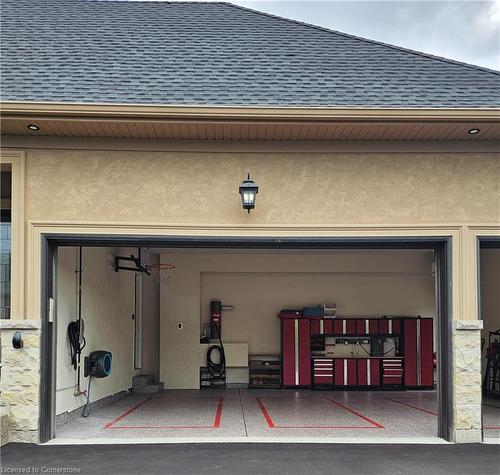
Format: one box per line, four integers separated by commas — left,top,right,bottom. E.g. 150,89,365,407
200,366,226,388
249,354,281,388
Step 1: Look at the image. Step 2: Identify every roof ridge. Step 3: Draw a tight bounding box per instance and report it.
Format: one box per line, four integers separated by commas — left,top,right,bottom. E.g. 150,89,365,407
77,0,228,4
225,2,500,77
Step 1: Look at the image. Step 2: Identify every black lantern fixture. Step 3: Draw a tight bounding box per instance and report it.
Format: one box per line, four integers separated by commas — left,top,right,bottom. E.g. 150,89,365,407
239,173,259,213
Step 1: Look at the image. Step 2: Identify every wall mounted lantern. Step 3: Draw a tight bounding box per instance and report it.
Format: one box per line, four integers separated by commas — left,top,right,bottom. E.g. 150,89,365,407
239,173,259,213
12,331,23,349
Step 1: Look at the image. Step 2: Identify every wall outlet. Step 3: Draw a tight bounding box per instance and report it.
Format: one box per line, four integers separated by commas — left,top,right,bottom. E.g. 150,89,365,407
177,322,183,330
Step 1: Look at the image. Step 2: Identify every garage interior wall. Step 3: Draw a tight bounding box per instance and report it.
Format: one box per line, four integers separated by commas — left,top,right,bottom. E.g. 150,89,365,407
480,249,500,376
56,247,160,415
160,249,436,389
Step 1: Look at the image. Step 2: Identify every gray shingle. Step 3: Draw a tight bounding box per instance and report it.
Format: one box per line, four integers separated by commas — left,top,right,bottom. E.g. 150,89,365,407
1,0,499,108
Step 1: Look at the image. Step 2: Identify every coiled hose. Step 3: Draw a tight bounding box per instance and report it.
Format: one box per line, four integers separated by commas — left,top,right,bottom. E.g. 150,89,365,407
68,320,86,370
207,325,226,380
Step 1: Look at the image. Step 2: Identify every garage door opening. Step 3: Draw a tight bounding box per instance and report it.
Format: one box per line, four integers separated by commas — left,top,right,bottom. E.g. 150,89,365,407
479,238,500,443
41,236,452,444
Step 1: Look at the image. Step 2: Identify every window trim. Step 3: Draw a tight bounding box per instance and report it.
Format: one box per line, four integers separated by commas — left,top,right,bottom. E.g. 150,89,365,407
0,150,25,318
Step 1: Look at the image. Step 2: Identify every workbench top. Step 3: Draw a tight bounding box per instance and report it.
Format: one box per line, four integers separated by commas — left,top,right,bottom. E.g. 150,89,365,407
311,356,404,359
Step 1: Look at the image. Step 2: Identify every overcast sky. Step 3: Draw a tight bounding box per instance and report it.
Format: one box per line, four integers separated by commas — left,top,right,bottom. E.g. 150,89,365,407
173,0,500,70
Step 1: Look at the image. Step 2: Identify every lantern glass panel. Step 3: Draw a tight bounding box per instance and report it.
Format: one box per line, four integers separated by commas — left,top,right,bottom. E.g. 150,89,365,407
243,191,255,205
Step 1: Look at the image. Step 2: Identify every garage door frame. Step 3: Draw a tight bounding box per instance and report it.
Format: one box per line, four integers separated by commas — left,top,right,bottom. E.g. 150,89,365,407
39,233,453,443
477,235,500,440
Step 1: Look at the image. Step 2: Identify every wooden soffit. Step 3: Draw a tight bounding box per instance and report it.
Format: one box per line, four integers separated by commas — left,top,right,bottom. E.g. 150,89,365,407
1,102,499,141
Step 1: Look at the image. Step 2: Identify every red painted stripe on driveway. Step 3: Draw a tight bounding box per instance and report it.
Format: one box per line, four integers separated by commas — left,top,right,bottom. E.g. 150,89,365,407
104,398,153,429
257,397,384,429
105,396,224,430
213,397,224,428
106,426,217,429
326,398,385,429
386,398,438,416
256,397,275,428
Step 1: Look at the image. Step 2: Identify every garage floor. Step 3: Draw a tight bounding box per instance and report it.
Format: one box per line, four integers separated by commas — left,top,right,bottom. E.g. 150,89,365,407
483,397,500,440
53,389,500,443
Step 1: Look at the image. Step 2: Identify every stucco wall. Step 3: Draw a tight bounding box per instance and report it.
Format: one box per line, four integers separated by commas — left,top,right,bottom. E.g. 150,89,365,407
161,249,435,389
56,246,160,415
2,145,499,444
23,149,500,225
56,247,136,415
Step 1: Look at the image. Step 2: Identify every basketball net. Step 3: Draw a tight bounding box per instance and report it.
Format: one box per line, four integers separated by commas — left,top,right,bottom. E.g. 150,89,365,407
145,264,176,283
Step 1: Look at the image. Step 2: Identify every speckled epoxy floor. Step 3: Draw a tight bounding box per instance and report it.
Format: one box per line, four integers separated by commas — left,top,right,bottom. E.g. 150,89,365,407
55,389,500,442
482,397,500,440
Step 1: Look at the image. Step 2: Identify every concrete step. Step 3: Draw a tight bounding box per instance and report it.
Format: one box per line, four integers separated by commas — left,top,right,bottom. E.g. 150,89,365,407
132,382,164,394
132,375,154,386
132,375,164,394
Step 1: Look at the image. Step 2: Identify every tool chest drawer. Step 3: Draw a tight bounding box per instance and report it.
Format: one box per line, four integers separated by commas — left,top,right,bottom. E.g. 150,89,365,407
382,358,403,386
312,358,334,385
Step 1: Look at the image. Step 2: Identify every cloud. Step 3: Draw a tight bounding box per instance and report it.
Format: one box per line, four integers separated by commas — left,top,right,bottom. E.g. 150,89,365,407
232,0,500,70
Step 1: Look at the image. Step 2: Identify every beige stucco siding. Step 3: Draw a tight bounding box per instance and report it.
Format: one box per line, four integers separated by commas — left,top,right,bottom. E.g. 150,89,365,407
1,145,499,444
56,247,134,415
24,150,500,224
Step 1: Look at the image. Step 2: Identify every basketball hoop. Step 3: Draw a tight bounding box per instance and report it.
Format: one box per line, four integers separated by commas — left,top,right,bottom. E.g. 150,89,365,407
145,264,176,283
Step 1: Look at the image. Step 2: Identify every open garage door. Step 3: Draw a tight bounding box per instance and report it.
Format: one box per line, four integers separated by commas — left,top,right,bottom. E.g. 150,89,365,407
40,235,453,444
479,238,500,442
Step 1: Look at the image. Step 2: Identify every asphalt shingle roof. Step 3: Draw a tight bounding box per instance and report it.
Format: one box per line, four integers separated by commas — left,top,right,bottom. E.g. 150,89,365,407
1,0,499,108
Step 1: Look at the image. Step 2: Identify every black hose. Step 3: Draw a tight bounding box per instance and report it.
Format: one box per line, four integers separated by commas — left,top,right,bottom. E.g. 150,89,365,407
207,346,225,378
68,320,86,370
207,325,226,380
76,247,83,385
82,376,92,418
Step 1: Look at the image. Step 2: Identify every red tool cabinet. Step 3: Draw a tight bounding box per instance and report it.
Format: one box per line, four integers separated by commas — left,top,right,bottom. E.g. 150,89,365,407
281,318,311,387
312,357,381,389
309,318,403,337
358,358,381,387
334,358,358,387
312,358,334,386
403,317,433,388
282,316,433,390
382,358,404,387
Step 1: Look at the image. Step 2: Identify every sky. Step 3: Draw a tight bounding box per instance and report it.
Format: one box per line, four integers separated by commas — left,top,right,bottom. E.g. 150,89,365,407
164,0,500,70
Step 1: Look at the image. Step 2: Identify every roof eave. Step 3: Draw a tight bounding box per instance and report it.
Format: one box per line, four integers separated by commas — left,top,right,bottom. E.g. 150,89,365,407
1,101,499,122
